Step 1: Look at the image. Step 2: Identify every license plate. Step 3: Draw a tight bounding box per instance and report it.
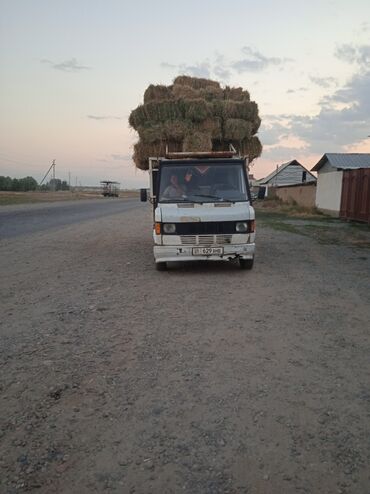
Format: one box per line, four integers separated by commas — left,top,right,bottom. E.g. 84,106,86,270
192,247,224,256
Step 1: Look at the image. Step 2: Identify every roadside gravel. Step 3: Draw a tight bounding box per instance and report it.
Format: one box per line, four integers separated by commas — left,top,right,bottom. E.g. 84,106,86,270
1,205,369,493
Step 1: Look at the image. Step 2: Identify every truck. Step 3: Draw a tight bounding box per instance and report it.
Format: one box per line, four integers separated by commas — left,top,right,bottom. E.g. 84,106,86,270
101,181,120,197
140,150,256,271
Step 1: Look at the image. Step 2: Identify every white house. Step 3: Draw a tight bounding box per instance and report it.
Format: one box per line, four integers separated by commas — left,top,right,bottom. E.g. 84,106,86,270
311,153,370,216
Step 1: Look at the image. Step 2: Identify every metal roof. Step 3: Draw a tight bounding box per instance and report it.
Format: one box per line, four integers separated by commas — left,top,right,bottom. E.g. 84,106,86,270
257,160,316,185
311,153,370,172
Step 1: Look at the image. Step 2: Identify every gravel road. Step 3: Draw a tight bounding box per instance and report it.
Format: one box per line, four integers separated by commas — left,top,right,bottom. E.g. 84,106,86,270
0,204,369,494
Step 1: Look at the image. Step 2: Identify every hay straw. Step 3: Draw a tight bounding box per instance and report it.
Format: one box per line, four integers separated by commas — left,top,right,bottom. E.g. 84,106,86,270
183,132,212,152
144,84,173,103
133,141,168,170
224,86,250,101
199,85,224,101
198,117,222,140
183,99,211,122
224,119,252,141
174,75,220,90
129,76,262,168
172,84,199,100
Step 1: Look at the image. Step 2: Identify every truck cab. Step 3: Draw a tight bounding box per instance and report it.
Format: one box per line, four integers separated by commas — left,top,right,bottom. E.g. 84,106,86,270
142,151,255,270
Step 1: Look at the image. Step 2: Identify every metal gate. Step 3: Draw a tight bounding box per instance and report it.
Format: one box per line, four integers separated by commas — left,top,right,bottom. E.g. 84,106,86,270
340,169,370,223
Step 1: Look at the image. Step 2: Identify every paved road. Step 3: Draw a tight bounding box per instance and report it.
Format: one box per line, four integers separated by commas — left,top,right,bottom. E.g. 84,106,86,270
0,198,143,239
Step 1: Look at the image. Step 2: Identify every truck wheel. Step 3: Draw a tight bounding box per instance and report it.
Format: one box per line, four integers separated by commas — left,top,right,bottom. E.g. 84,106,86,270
240,258,254,270
156,262,167,271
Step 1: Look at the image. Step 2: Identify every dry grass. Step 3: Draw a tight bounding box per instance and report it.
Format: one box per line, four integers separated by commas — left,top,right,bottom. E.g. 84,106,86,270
255,199,370,249
0,190,138,206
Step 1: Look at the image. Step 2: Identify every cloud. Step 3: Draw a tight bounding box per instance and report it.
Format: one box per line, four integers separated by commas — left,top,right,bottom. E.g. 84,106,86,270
288,68,370,152
261,146,307,161
335,43,370,66
231,46,292,73
161,47,291,80
111,154,131,161
179,62,211,78
87,115,122,120
41,57,91,72
213,65,231,80
286,87,307,94
161,61,211,78
160,62,177,69
310,76,337,88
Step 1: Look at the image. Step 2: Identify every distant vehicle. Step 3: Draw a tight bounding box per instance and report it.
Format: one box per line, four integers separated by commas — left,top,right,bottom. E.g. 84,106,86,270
101,181,120,197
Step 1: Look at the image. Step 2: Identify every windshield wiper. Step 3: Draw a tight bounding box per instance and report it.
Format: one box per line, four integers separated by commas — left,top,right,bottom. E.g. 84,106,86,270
159,198,193,203
188,194,234,202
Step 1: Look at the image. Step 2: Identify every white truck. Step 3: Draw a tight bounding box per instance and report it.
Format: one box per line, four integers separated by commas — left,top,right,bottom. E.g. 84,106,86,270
140,150,256,270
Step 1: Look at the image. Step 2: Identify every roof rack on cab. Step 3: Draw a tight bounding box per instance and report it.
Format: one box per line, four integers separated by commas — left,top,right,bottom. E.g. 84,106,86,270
165,144,238,160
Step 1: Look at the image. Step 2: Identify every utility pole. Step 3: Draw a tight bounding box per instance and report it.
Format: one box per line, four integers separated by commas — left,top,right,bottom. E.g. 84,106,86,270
68,171,71,189
51,159,56,191
39,159,56,189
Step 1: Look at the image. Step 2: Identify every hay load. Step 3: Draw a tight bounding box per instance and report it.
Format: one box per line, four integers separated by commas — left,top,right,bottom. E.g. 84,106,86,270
129,76,262,170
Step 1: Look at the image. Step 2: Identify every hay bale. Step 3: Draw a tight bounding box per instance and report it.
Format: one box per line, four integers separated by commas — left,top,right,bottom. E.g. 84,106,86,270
224,119,252,141
172,84,199,100
221,100,258,121
129,76,262,168
144,84,173,103
197,117,222,140
224,86,250,101
183,99,211,122
130,100,184,127
234,136,263,162
251,116,261,134
133,141,168,170
174,75,220,90
137,124,165,144
183,132,212,152
199,85,224,101
163,120,190,141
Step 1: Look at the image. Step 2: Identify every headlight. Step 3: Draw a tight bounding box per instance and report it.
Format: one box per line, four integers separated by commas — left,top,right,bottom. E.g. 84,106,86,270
235,221,248,233
163,223,176,234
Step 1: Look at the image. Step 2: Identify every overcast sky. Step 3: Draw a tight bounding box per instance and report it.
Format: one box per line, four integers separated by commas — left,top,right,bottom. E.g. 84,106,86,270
1,0,370,187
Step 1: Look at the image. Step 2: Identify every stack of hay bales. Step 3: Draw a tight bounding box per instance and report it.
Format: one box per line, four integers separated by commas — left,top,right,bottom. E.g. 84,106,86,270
129,76,262,170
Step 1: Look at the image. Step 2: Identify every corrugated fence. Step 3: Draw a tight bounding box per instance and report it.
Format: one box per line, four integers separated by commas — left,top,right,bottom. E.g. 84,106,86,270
340,169,370,224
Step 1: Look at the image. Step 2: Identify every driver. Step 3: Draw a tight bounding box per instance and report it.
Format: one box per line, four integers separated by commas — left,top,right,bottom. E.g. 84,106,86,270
163,174,186,198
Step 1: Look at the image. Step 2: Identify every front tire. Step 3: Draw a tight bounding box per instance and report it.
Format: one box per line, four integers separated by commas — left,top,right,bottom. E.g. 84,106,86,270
155,261,167,271
240,258,254,270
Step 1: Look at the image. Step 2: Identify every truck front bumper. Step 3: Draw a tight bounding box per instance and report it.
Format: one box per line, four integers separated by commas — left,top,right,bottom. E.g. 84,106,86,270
154,243,255,263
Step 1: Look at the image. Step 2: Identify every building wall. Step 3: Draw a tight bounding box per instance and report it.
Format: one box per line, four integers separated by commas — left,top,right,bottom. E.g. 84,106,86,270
315,169,343,215
275,183,316,208
265,164,316,186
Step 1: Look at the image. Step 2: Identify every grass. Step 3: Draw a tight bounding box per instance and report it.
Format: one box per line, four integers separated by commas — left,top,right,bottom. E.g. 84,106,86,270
0,190,139,206
255,199,370,249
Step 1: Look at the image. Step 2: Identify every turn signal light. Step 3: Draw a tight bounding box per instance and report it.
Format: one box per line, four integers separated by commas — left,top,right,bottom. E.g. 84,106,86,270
154,222,161,235
249,220,256,232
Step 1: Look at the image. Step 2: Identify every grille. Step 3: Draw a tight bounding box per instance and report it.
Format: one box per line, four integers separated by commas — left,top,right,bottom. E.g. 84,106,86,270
180,235,197,245
181,234,232,245
175,221,237,235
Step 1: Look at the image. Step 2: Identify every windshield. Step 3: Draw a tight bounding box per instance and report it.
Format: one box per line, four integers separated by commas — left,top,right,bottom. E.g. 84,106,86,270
158,163,248,203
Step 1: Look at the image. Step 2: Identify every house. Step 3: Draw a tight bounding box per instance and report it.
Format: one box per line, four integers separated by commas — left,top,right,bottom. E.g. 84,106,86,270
256,160,316,197
311,153,370,220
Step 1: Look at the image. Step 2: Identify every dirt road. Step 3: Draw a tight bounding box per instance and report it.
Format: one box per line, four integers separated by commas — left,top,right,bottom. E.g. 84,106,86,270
1,205,369,493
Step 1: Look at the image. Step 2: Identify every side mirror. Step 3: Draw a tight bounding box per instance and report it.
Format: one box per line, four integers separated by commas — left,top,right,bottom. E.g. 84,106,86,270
140,188,148,202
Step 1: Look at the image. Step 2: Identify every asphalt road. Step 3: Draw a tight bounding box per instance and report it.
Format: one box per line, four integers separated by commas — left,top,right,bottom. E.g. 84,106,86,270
0,198,143,239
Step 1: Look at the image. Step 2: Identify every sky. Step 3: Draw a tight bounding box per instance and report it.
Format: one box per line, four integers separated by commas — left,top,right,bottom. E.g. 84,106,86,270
1,0,370,188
